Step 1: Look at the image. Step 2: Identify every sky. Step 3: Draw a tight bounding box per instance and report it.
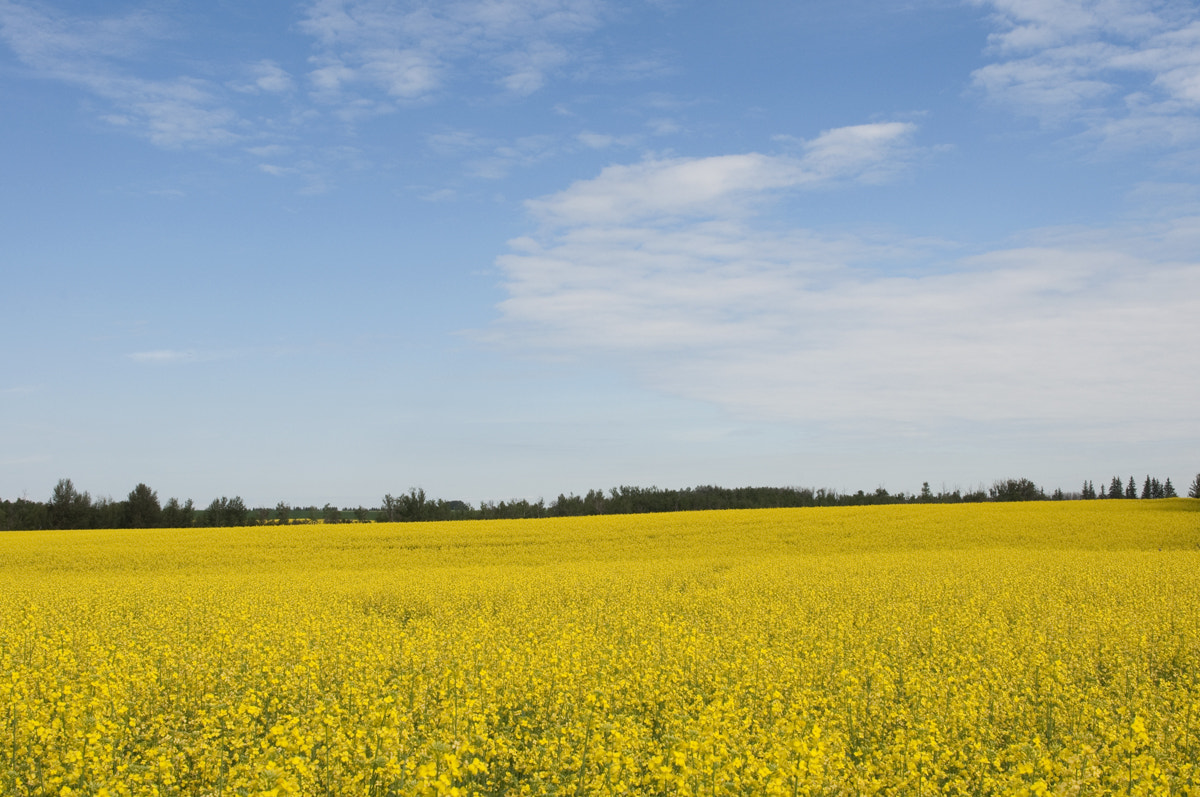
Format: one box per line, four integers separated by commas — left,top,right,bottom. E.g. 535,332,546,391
2,0,1198,508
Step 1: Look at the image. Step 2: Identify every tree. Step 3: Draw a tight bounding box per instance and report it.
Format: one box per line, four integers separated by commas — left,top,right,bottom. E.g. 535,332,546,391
1141,476,1152,500
1125,476,1137,499
1164,478,1176,498
1190,474,1200,499
276,502,291,524
49,478,92,529
202,496,247,527
1108,476,1124,499
124,483,161,528
322,503,341,524
381,493,399,522
989,478,1045,502
1081,480,1096,500
203,497,227,526
399,488,427,521
226,497,248,526
162,497,182,527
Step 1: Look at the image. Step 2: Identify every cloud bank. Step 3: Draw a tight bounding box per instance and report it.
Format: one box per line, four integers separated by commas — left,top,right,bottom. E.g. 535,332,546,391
493,123,1200,437
972,0,1200,149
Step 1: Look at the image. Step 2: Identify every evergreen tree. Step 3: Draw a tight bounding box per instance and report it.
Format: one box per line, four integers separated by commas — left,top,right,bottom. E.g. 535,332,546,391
1190,474,1200,499
1109,476,1124,499
1141,476,1152,499
1125,476,1137,499
1164,478,1177,498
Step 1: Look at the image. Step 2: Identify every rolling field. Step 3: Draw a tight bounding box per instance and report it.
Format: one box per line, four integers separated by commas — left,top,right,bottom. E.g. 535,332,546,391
2,500,1199,796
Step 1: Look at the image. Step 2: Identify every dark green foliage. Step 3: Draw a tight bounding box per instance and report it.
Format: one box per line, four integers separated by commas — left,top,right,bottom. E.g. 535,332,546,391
4,469,1196,532
988,478,1046,502
49,478,92,529
124,483,161,528
202,496,248,527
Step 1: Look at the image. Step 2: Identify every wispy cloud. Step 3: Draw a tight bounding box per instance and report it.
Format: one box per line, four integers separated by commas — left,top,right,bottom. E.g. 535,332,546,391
127,347,270,365
230,60,296,94
297,0,611,110
490,133,1200,438
0,1,244,148
426,128,560,179
525,122,918,227
127,349,202,364
972,0,1200,150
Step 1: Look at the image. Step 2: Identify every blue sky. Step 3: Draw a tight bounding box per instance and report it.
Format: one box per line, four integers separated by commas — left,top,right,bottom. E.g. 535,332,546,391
2,0,1198,508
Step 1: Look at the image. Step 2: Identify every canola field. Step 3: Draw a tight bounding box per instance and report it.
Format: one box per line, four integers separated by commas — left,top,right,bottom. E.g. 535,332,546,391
2,500,1199,796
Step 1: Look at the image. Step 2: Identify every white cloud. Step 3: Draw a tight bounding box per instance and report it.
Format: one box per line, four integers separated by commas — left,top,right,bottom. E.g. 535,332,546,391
128,349,200,364
360,48,439,97
577,131,614,148
297,0,609,107
490,144,1200,438
972,0,1200,148
0,1,242,148
527,122,917,227
127,346,282,364
426,129,559,179
231,60,295,94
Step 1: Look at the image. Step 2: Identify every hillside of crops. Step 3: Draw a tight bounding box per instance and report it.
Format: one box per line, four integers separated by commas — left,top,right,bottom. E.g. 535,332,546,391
2,500,1198,795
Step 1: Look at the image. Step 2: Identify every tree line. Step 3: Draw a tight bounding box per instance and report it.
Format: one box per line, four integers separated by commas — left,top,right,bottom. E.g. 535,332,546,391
3,472,1198,531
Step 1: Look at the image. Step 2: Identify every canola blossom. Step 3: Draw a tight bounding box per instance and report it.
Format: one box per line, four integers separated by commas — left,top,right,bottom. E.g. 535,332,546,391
1,500,1199,795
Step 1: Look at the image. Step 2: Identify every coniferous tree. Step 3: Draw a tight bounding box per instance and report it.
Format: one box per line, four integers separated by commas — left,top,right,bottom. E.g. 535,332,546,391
1164,478,1177,498
1141,476,1152,499
1190,474,1200,499
1125,477,1137,499
1109,476,1124,499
